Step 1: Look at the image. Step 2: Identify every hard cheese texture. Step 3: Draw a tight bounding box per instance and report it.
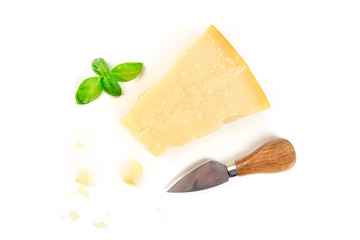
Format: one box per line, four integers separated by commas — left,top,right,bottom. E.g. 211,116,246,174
121,25,270,156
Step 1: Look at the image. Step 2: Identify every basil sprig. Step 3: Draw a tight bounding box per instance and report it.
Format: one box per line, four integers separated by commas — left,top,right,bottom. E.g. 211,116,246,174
75,58,143,105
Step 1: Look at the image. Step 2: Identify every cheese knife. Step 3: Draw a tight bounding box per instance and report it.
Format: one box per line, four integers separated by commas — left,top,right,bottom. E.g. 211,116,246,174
167,138,296,193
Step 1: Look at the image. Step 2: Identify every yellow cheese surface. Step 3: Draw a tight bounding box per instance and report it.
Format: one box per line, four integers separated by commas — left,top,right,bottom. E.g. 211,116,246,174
121,25,270,156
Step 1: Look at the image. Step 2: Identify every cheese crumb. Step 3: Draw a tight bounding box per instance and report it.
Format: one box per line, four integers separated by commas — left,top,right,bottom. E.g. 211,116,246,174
121,161,143,186
69,211,79,220
93,222,107,228
75,141,84,149
76,168,94,186
77,186,90,198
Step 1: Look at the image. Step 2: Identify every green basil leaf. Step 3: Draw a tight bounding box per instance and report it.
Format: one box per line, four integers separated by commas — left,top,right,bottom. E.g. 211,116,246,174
92,58,109,76
110,62,143,82
75,77,103,104
101,76,122,96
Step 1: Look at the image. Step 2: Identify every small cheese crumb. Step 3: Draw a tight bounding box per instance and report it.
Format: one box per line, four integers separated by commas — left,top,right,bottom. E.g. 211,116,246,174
84,191,90,198
157,208,162,213
121,161,143,186
75,141,84,149
77,186,90,198
76,168,94,186
69,211,79,220
93,222,107,228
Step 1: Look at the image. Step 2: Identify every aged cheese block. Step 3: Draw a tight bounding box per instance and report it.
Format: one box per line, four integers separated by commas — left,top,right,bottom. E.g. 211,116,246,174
121,25,270,156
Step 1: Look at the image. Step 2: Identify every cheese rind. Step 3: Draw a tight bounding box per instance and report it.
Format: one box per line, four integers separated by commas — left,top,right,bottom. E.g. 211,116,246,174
121,25,269,156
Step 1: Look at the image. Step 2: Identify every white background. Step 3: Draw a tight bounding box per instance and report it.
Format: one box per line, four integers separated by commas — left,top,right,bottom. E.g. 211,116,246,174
1,0,359,239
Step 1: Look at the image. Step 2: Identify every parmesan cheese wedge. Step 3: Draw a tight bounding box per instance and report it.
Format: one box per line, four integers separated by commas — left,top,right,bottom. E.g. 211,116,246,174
121,25,270,156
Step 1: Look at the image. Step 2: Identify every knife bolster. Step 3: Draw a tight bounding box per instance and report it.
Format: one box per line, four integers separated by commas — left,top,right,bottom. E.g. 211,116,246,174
226,162,239,177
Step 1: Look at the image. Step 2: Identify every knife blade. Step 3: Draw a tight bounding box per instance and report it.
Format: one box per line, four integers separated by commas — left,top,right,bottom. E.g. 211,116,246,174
167,138,296,193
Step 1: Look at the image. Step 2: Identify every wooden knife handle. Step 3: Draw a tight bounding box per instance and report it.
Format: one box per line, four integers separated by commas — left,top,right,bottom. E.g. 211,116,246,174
235,138,296,176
